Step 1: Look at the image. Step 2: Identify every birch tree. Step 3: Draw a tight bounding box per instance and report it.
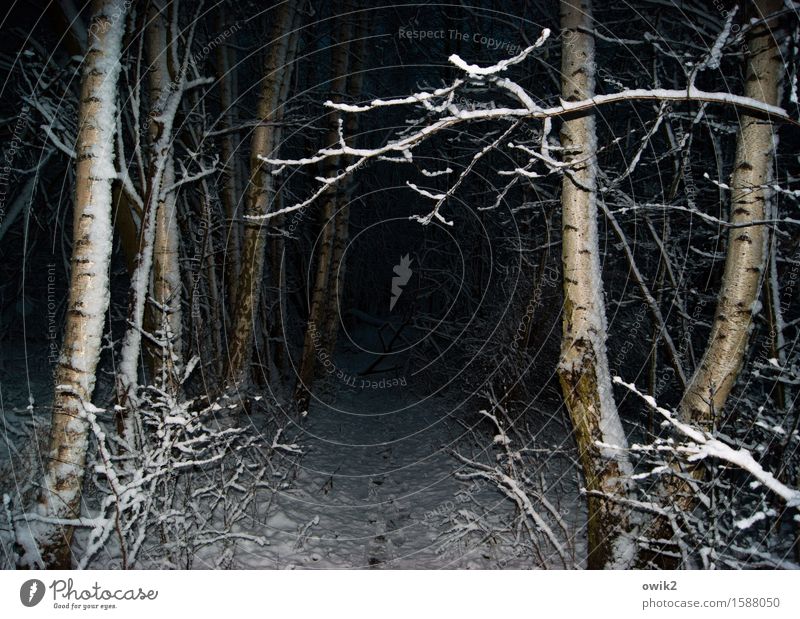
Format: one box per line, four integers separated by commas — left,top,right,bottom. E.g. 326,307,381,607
226,0,296,384
116,2,204,418
294,12,354,407
145,2,183,392
253,2,794,569
555,0,637,569
27,0,127,568
638,0,786,566
679,0,783,430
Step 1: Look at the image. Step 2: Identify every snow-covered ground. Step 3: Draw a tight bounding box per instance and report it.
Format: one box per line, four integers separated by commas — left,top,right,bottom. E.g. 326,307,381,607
1,334,580,569
228,355,521,569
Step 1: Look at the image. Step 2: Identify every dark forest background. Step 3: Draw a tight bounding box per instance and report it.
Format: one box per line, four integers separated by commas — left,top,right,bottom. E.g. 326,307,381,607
0,0,798,570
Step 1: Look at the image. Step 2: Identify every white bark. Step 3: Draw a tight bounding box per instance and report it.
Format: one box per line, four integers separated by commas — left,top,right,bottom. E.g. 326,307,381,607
146,4,184,391
117,2,194,406
638,0,785,568
27,0,126,569
556,0,636,569
679,0,783,428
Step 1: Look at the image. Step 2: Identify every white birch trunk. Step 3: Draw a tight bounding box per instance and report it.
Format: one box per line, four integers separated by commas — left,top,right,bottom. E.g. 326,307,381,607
679,0,782,428
639,0,784,568
146,5,183,391
556,0,636,569
117,1,185,409
28,0,126,568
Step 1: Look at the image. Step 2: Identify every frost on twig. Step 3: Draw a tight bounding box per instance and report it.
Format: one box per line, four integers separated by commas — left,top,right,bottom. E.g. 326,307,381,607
9,389,300,569
614,376,800,508
254,25,794,227
447,389,576,569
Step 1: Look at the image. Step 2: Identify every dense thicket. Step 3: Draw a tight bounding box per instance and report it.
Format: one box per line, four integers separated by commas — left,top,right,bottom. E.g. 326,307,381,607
0,0,798,569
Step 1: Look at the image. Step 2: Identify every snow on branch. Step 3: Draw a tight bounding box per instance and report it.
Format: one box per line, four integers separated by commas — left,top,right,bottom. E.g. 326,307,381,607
166,156,220,194
453,451,571,567
690,5,737,80
613,376,800,508
447,28,551,77
254,28,796,223
328,81,464,114
410,122,519,225
553,87,792,122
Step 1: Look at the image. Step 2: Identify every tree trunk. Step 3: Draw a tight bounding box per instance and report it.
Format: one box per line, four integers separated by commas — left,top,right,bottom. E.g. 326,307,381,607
294,193,338,408
638,0,784,568
679,0,782,429
27,0,126,569
201,179,224,376
215,10,241,320
268,8,303,375
226,0,296,384
556,0,636,569
116,0,187,433
149,154,183,389
320,9,368,357
145,4,183,391
294,13,354,408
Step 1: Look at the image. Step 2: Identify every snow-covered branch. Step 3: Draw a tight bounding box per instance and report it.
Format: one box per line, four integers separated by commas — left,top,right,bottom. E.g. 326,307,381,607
254,31,795,222
613,377,800,508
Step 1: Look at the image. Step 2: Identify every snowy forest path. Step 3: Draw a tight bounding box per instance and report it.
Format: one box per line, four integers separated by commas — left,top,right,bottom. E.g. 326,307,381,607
241,349,513,569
